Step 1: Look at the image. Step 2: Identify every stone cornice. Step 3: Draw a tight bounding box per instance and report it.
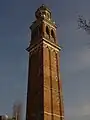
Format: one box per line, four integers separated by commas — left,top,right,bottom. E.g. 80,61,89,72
42,37,61,51
26,37,61,53
30,17,56,31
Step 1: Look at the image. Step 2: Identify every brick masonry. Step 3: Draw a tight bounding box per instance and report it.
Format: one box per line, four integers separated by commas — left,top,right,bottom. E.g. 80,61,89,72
26,5,64,120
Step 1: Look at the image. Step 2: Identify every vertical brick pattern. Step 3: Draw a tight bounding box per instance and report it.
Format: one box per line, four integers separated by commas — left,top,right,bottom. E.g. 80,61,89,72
26,45,64,120
44,114,51,120
50,50,61,119
56,53,64,119
43,46,51,120
43,46,65,120
26,46,44,120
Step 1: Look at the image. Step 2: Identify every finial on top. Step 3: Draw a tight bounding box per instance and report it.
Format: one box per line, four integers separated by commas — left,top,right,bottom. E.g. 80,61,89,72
35,4,51,20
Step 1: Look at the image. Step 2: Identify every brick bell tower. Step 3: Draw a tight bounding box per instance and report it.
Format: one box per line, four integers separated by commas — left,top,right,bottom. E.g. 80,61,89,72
26,4,64,120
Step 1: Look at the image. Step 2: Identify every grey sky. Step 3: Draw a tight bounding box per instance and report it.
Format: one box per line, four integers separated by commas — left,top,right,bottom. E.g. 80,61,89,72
0,0,90,120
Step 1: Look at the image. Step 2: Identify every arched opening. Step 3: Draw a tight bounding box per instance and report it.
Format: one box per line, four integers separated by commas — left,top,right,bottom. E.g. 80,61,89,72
51,29,55,39
46,26,49,35
46,12,50,19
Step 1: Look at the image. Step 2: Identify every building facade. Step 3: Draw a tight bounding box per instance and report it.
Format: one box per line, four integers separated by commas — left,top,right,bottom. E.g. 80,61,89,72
26,4,64,120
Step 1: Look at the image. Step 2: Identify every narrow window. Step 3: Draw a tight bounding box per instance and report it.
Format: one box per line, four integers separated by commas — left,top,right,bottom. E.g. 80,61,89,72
51,29,55,39
46,26,49,35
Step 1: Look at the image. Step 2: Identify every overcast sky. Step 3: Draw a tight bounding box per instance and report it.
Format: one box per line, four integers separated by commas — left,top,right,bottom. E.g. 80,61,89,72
0,0,90,120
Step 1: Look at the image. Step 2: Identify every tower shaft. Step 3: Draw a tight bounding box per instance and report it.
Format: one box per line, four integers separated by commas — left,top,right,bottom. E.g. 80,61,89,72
26,4,64,120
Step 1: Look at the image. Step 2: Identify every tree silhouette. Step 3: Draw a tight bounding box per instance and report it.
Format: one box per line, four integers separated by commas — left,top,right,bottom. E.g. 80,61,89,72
13,102,22,120
77,15,90,34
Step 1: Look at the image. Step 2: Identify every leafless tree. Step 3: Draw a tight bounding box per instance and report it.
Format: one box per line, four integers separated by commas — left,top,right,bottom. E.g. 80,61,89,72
77,15,90,34
13,102,22,120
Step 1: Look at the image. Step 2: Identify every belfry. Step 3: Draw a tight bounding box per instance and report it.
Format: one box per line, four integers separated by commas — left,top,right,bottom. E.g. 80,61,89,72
26,4,64,120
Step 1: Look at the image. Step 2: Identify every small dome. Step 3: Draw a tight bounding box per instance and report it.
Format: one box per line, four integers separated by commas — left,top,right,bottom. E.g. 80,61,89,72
35,4,51,19
39,4,51,12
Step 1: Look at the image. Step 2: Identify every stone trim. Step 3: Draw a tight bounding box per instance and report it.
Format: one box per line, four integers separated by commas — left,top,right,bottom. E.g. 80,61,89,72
28,40,60,55
43,38,61,51
44,111,64,118
43,20,57,29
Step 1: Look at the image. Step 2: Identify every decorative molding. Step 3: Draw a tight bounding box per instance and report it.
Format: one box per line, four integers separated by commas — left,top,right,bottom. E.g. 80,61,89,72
43,39,61,51
55,50,58,54
50,48,54,51
44,20,57,30
28,38,60,54
44,111,64,118
29,41,43,54
43,43,47,48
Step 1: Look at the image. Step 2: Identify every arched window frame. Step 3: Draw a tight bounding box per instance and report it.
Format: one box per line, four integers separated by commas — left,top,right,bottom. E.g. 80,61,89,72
51,29,56,42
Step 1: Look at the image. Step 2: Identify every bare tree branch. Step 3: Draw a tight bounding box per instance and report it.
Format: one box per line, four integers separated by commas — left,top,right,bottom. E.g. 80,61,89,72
13,102,22,120
77,15,90,34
